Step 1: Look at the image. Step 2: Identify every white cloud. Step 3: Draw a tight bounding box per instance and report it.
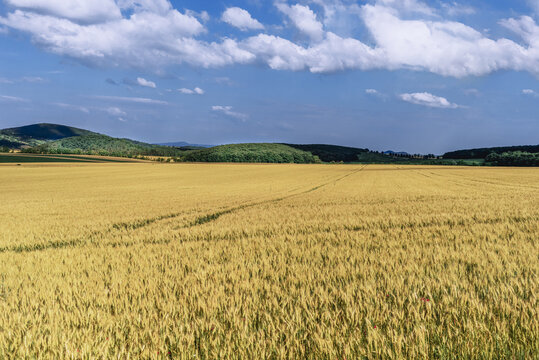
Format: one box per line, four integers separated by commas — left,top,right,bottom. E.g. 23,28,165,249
2,0,539,79
0,8,232,70
499,16,539,47
4,0,121,23
522,89,538,96
179,87,204,95
186,10,210,23
53,102,89,113
242,32,378,72
361,4,532,77
92,96,168,105
137,77,156,88
400,92,460,108
0,78,14,84
222,7,263,31
116,0,172,15
276,3,324,42
212,105,247,120
365,88,386,98
106,107,126,116
0,95,28,102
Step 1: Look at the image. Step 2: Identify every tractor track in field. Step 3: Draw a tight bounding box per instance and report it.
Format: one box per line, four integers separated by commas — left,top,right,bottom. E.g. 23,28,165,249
0,165,367,254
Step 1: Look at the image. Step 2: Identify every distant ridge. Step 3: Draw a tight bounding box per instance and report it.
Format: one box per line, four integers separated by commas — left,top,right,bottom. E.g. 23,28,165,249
384,150,410,156
156,141,213,148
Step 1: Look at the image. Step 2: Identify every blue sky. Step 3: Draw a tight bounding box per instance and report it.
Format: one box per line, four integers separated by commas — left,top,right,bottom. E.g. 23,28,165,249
0,0,538,154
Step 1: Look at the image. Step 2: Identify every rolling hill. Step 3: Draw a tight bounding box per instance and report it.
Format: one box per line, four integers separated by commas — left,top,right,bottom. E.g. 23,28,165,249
0,123,96,148
181,143,320,163
284,144,369,162
25,134,187,157
3,123,537,165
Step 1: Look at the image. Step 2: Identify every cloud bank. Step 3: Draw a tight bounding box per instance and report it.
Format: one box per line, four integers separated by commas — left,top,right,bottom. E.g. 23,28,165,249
2,0,539,77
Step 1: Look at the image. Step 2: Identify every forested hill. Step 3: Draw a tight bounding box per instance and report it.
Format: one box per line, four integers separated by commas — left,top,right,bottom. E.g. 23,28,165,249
181,143,319,163
24,134,185,157
443,145,539,159
284,144,369,162
0,123,96,148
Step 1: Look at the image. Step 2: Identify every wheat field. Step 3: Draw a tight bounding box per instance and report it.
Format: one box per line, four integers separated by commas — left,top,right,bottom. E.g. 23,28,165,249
0,163,537,359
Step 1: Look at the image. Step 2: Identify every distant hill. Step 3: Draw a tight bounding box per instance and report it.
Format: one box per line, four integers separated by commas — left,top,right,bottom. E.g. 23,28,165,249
157,141,213,148
284,144,368,162
384,150,410,156
24,134,187,157
444,145,539,159
182,143,319,163
0,123,96,148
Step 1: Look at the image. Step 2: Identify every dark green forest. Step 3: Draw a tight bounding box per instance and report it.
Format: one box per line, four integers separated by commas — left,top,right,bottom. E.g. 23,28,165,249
485,152,539,166
181,143,319,164
444,145,539,159
23,134,187,157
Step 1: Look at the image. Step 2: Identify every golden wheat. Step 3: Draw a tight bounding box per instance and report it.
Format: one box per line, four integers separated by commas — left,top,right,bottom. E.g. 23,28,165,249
0,163,537,359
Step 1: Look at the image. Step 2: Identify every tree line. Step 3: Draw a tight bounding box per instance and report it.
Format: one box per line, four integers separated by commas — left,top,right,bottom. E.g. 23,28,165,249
485,151,539,166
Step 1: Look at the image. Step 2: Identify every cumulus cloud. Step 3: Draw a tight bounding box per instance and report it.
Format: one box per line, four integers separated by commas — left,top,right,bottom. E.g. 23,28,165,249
276,3,324,42
222,7,263,31
2,0,539,78
212,105,247,120
400,92,460,108
186,9,210,23
137,77,156,88
179,87,204,95
0,6,241,70
4,0,121,23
